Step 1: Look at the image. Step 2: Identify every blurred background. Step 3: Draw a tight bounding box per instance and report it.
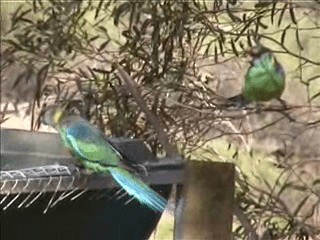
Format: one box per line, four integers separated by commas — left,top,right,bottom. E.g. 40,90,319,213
1,1,320,239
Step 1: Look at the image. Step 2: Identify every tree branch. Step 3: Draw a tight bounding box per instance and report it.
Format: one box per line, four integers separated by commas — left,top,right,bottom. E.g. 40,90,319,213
115,64,180,159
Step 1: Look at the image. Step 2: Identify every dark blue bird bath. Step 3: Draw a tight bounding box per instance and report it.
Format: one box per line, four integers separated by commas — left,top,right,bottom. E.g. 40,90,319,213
0,129,184,240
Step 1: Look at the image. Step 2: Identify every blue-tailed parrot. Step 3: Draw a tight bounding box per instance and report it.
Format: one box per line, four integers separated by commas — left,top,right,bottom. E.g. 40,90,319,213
42,106,167,212
228,44,285,106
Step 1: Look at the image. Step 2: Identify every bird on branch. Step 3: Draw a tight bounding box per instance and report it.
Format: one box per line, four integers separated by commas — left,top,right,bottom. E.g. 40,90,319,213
226,44,286,108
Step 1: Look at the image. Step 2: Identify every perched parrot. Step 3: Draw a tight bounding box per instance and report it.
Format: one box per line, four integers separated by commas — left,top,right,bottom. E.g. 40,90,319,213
227,44,285,106
42,106,167,212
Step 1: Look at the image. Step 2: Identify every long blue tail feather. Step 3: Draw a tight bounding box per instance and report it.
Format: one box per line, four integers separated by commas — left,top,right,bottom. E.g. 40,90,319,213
109,167,167,212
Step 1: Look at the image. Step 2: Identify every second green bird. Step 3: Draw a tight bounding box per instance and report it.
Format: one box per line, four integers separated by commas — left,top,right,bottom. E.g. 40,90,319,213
228,44,285,105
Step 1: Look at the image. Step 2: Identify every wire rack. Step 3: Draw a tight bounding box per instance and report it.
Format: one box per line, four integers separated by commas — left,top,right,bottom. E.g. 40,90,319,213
0,164,88,212
1,164,83,194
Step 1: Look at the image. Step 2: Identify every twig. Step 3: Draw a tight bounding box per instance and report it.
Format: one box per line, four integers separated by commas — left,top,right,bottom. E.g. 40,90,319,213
115,64,180,159
234,203,260,240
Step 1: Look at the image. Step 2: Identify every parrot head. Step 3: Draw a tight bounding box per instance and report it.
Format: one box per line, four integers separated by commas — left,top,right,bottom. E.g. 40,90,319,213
246,43,271,58
42,105,66,128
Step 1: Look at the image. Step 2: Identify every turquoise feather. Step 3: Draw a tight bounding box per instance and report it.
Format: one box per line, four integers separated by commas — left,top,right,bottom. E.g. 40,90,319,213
43,108,167,212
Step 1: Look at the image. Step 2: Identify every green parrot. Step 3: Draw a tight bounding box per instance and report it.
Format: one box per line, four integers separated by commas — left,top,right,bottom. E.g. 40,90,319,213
227,44,285,106
42,106,167,212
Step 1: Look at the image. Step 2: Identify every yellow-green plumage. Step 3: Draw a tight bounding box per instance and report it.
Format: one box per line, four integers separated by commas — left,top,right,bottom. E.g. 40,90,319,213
42,107,167,212
228,45,285,105
244,51,285,102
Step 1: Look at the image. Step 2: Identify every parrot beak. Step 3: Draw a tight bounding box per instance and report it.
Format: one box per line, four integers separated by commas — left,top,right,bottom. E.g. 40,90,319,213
245,46,260,57
243,49,251,57
243,42,261,57
246,43,270,57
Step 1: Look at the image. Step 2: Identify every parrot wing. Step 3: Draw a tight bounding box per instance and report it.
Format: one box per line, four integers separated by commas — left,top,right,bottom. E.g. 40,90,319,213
61,119,123,167
59,117,167,212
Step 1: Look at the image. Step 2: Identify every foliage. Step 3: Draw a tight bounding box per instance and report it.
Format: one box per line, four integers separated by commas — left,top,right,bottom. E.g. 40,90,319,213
1,0,320,239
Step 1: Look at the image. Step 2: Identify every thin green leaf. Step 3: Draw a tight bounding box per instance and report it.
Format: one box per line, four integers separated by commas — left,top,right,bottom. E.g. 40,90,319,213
289,4,297,25
214,44,218,62
17,17,34,25
112,2,131,26
98,26,109,34
11,5,25,27
232,149,238,159
293,195,309,216
230,39,239,57
95,0,104,20
271,2,277,25
242,13,246,23
255,2,273,8
278,181,295,196
295,28,303,50
89,35,99,43
257,17,268,29
312,179,320,186
98,39,110,51
247,33,252,47
219,38,224,57
281,24,291,45
226,3,242,22
3,39,23,50
278,3,288,27
235,21,250,42
310,92,320,102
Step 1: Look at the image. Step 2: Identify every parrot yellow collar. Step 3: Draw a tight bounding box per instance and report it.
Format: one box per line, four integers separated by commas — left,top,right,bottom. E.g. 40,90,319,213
53,109,64,124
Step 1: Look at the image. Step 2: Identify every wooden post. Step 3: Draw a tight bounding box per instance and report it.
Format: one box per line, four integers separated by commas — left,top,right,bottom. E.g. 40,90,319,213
174,161,235,240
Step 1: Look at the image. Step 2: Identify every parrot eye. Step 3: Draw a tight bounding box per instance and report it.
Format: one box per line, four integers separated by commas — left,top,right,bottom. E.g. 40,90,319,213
41,105,63,126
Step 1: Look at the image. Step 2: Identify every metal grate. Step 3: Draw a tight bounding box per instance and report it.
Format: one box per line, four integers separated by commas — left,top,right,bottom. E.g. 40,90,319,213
1,164,82,193
0,164,88,212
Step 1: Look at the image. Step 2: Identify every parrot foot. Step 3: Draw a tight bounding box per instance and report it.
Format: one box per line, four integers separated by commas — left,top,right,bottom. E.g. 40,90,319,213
73,161,86,170
135,164,149,177
76,164,94,175
226,94,248,109
254,102,262,114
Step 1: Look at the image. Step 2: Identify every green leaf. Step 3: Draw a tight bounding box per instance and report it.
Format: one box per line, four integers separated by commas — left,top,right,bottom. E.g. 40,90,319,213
226,3,242,22
293,195,309,216
289,4,297,25
278,3,288,27
112,2,131,26
255,2,273,8
257,16,268,29
98,40,110,51
214,44,218,62
219,38,224,57
295,29,303,51
312,179,320,186
310,92,320,102
230,39,239,57
98,26,109,35
271,2,277,25
94,0,104,20
281,24,291,45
